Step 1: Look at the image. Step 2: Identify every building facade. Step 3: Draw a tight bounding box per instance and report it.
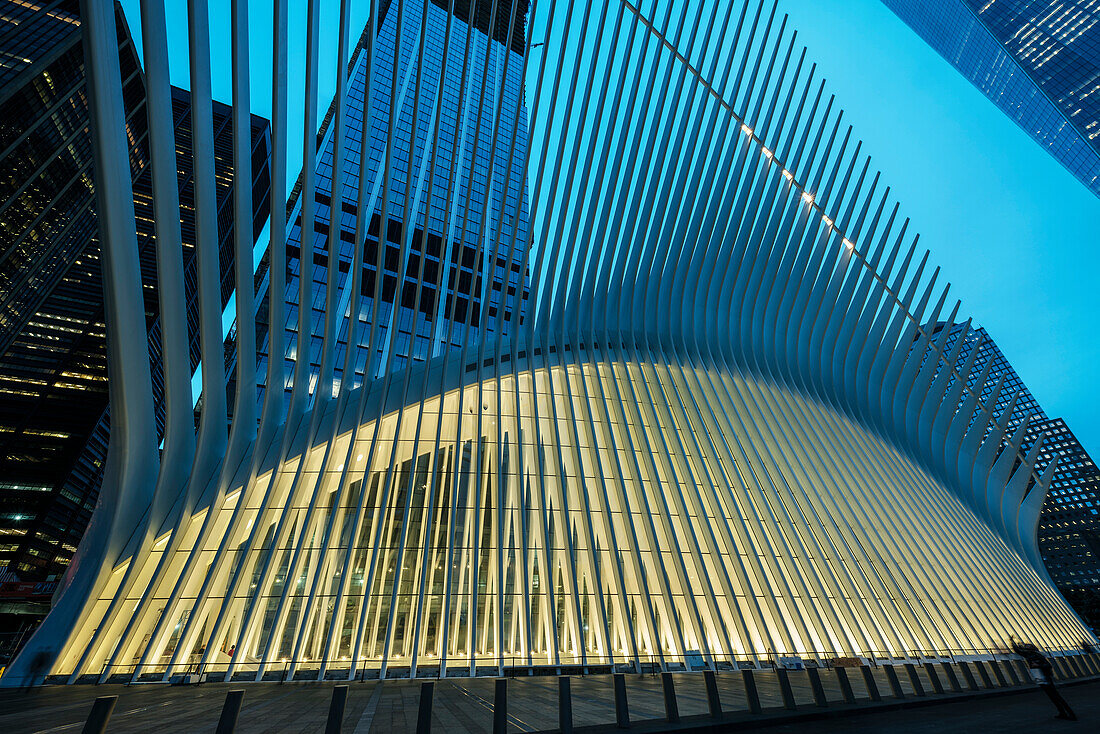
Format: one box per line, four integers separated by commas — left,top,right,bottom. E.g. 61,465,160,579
246,0,531,423
881,0,1100,197
0,1,272,590
4,0,1096,686
1034,418,1100,631
933,322,1100,631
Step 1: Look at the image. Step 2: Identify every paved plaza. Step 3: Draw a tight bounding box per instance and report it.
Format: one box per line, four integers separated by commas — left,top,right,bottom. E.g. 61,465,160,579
0,665,1096,733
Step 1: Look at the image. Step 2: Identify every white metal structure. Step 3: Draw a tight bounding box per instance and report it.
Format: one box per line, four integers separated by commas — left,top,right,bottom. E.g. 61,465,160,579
5,0,1095,684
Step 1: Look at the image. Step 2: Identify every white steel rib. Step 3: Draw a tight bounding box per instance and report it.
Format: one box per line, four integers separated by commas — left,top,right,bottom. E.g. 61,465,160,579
5,0,1095,685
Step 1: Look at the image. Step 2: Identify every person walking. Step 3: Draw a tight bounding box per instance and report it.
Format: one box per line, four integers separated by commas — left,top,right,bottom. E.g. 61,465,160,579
20,647,52,692
1010,636,1077,721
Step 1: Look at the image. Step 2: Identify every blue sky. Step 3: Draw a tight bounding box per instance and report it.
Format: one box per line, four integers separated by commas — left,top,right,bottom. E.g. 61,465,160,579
124,0,1099,451
780,0,1099,452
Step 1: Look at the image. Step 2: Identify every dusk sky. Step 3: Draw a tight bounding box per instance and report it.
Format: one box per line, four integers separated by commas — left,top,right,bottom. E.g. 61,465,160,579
782,0,1100,452
124,0,1099,451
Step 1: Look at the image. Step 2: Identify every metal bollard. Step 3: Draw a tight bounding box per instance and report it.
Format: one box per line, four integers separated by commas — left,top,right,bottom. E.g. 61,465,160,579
493,678,507,734
776,668,796,710
860,666,881,701
883,665,904,698
660,672,679,722
741,669,762,714
973,661,993,688
989,661,1008,687
326,685,348,734
82,695,117,734
558,676,573,734
923,662,945,694
215,689,245,734
613,673,629,728
941,662,962,692
703,669,721,718
1002,660,1022,686
903,664,925,696
834,667,855,704
1067,657,1084,678
958,662,979,691
416,681,434,734
807,667,827,707
1052,658,1071,681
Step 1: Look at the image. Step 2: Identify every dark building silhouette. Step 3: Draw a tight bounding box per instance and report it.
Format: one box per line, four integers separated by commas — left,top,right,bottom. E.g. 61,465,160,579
0,0,272,610
934,322,1100,631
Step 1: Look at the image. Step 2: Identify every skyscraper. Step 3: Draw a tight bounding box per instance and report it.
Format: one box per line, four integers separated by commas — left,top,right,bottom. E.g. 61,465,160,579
880,0,1100,197
0,2,272,589
7,0,1096,686
932,322,1100,630
249,0,531,419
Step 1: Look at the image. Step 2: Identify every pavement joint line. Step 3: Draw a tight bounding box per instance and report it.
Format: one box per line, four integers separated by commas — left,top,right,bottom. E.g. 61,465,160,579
31,723,81,734
352,680,383,734
451,681,537,732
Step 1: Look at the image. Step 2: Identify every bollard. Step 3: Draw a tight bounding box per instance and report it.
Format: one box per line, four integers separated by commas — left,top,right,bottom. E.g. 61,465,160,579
1003,660,1022,686
807,668,827,707
741,669,762,714
1012,659,1030,685
941,662,962,692
973,661,993,689
903,664,925,696
703,669,722,718
883,665,904,698
416,681,434,734
1067,656,1084,678
494,678,507,734
82,695,117,734
215,690,245,734
834,667,855,704
989,661,1008,687
558,677,573,734
860,666,881,702
613,673,630,728
775,668,796,710
660,672,679,722
326,685,348,734
923,662,944,694
1052,658,1071,681
958,662,979,691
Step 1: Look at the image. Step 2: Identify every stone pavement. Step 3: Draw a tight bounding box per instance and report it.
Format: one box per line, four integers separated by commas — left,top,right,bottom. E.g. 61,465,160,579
769,679,1100,733
0,663,1096,733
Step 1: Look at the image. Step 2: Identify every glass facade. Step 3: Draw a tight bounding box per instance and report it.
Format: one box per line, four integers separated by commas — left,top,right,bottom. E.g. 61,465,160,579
935,321,1100,630
0,5,273,583
0,0,82,91
252,0,531,414
1033,418,1100,631
882,0,1100,196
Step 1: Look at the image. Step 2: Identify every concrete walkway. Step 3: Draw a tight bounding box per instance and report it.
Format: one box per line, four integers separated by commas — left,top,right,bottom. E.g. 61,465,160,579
0,669,1095,733
768,679,1099,733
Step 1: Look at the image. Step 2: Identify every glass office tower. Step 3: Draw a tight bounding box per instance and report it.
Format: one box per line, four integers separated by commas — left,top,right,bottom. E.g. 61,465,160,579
252,0,531,413
882,0,1100,197
934,322,1100,630
0,2,272,586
